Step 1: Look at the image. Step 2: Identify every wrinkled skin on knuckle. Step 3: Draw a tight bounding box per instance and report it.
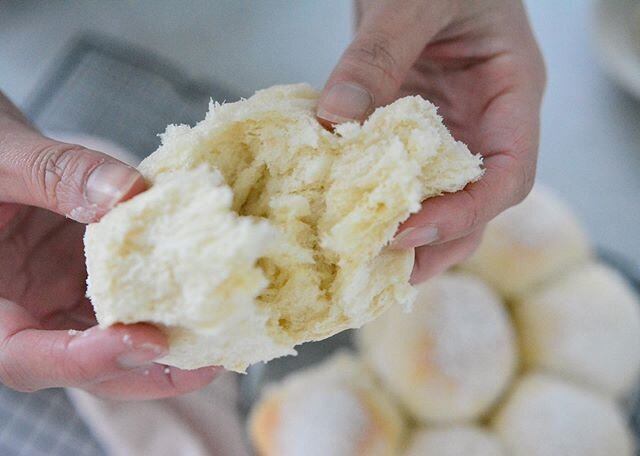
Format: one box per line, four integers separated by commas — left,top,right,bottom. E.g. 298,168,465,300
501,151,536,207
459,187,484,233
516,159,536,205
0,350,36,392
29,143,90,211
343,32,402,88
533,49,547,93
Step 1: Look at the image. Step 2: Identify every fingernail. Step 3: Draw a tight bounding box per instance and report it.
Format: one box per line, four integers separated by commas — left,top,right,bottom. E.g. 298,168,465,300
390,225,439,249
117,343,167,369
86,162,140,210
317,82,373,124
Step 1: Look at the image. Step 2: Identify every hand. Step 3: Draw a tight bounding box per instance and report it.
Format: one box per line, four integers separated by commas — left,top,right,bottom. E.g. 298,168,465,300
0,93,218,399
318,0,545,283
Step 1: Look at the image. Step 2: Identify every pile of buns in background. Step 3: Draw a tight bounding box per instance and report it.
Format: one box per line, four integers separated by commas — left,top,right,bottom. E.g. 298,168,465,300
249,186,640,456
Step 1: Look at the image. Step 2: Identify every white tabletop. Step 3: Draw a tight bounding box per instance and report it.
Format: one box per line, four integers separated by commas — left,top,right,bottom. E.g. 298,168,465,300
1,0,638,259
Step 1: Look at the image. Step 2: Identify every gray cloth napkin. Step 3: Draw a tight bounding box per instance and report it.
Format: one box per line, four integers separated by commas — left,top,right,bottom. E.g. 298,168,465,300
26,33,237,160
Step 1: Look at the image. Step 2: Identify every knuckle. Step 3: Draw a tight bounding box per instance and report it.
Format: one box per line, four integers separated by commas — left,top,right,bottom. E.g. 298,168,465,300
488,151,536,211
533,48,548,93
505,153,536,207
538,60,548,93
0,354,37,393
460,187,483,232
30,143,90,208
343,32,401,86
517,163,536,204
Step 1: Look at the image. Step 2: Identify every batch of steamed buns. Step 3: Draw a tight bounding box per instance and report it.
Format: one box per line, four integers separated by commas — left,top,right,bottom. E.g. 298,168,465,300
249,185,640,456
83,84,640,455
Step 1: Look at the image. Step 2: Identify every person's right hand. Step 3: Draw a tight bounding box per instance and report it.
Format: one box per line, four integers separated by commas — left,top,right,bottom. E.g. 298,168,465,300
0,92,218,400
318,0,545,283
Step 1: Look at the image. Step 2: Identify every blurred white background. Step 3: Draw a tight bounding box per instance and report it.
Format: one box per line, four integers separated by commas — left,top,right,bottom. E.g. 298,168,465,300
0,0,638,259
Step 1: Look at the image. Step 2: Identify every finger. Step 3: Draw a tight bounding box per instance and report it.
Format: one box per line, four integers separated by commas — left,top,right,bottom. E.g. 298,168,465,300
390,35,542,251
0,297,168,392
0,100,144,223
410,228,484,285
317,1,455,124
392,146,535,250
85,364,220,401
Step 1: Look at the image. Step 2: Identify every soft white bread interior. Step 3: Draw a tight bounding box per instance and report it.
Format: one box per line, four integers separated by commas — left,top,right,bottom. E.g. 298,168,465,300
84,84,483,372
84,167,290,370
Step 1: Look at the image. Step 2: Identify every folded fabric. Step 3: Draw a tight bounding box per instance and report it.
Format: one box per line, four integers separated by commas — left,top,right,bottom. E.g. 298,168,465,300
67,372,248,456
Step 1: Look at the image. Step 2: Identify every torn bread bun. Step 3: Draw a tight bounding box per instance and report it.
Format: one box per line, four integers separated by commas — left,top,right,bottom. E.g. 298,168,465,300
84,84,483,372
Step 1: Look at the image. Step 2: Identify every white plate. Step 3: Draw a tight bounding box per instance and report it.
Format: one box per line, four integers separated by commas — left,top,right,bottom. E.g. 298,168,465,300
593,0,640,98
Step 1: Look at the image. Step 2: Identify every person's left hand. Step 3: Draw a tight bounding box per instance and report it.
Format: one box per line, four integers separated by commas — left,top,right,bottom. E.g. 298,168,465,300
317,0,545,283
0,93,218,399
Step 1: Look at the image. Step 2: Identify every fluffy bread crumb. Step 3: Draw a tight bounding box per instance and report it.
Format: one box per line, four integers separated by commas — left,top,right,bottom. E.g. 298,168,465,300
84,84,483,372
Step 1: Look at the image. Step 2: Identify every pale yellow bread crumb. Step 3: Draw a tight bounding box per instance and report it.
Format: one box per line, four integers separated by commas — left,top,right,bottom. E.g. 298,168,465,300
84,83,483,372
357,272,517,424
492,373,635,456
460,186,591,299
514,262,640,398
403,426,505,456
83,167,291,371
248,352,405,456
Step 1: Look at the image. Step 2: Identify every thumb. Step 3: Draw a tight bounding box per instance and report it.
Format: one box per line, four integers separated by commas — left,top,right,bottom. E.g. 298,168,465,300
0,115,144,223
0,297,168,392
317,1,454,124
